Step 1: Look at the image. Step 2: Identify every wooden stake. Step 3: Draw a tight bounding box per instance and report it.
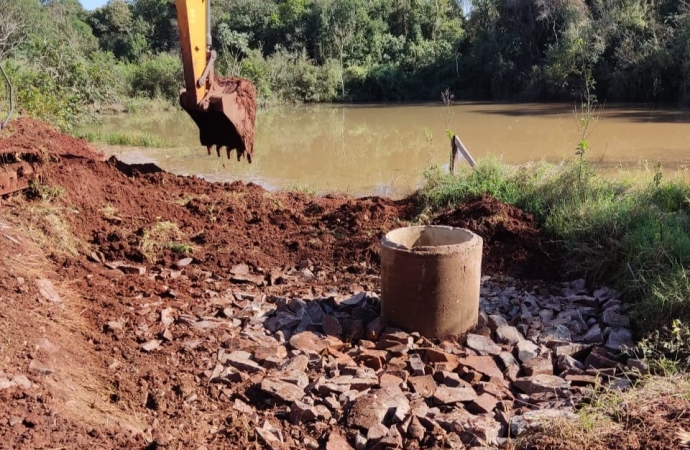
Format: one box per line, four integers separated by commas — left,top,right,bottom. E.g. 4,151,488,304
450,134,476,175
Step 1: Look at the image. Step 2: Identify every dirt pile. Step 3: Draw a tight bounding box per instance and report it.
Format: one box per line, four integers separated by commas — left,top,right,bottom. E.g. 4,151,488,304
1,118,100,159
434,195,561,280
0,118,100,195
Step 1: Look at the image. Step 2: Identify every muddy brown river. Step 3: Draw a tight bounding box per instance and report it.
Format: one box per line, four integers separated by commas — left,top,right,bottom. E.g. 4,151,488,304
92,103,690,197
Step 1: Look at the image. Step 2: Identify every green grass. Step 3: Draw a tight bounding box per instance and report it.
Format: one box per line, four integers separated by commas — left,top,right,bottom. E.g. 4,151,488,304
420,158,690,339
75,130,169,148
287,183,318,196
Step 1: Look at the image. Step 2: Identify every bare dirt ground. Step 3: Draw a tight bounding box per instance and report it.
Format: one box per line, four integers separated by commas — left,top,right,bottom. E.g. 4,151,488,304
0,118,688,450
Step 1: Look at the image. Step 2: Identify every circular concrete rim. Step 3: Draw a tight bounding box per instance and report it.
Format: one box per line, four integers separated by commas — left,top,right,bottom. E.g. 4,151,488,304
381,225,482,255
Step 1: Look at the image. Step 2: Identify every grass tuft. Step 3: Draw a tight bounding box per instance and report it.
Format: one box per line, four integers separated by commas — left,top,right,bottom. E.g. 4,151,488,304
420,158,690,337
287,183,317,196
139,221,193,262
75,130,169,148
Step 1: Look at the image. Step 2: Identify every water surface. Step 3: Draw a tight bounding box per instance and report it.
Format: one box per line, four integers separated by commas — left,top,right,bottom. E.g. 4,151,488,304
91,103,690,197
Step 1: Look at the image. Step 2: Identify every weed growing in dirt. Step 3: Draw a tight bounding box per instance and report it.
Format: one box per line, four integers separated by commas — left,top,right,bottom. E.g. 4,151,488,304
421,158,690,336
139,221,193,262
287,183,317,196
100,204,118,218
76,130,169,148
513,375,690,450
164,242,193,255
27,180,65,202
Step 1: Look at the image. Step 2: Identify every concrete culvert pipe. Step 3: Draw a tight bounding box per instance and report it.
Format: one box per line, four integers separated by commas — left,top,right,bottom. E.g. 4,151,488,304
380,226,483,338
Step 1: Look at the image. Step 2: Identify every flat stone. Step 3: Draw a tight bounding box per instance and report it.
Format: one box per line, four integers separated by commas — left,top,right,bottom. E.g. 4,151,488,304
466,334,502,355
554,343,591,358
357,349,387,371
367,423,389,441
467,393,499,414
354,433,367,450
260,378,305,403
365,317,386,340
408,416,426,440
513,374,570,395
328,375,378,391
458,355,504,379
289,400,331,424
626,358,649,374
516,340,539,363
304,302,325,324
510,409,578,436
488,315,508,331
340,292,366,307
28,360,54,376
117,264,146,275
581,324,604,344
522,354,553,376
497,351,518,369
435,370,471,388
106,320,123,332
602,307,630,328
322,315,343,337
35,279,62,303
432,385,477,405
584,347,619,369
408,375,437,398
347,386,410,429
160,307,175,327
284,354,309,373
426,348,457,363
565,374,599,386
557,354,584,372
0,377,15,390
379,373,404,389
141,340,161,352
289,331,331,355
438,411,501,446
12,374,31,390
175,257,193,267
254,345,288,363
370,427,403,450
539,309,554,321
408,354,426,376
495,325,522,345
226,351,264,373
541,324,571,343
255,426,285,450
605,328,634,351
36,338,59,354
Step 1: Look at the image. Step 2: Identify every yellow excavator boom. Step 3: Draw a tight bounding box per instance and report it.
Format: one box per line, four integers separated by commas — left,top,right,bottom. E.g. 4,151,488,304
175,0,207,107
175,0,257,162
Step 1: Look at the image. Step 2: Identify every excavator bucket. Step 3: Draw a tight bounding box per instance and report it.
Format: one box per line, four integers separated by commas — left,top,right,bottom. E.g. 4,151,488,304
180,77,257,163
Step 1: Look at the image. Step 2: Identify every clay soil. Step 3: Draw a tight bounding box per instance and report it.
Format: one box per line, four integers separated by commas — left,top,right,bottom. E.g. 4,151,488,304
0,118,686,450
433,195,561,280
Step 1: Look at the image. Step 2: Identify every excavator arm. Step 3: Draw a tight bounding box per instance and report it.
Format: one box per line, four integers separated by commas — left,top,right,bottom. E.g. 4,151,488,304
175,0,256,162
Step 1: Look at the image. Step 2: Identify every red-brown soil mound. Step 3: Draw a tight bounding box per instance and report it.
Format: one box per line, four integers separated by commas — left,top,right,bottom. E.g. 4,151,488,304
433,194,561,280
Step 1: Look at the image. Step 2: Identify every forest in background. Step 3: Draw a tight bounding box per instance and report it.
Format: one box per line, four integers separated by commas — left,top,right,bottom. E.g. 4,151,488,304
1,0,690,129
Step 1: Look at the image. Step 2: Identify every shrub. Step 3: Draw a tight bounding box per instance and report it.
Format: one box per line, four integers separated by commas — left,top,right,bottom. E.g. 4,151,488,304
129,53,183,102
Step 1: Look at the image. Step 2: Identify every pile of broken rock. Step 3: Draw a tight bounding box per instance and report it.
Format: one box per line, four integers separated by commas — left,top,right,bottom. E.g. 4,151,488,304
172,275,644,450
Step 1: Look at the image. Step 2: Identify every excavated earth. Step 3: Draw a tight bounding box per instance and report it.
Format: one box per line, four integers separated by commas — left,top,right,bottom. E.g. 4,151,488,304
0,118,687,450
